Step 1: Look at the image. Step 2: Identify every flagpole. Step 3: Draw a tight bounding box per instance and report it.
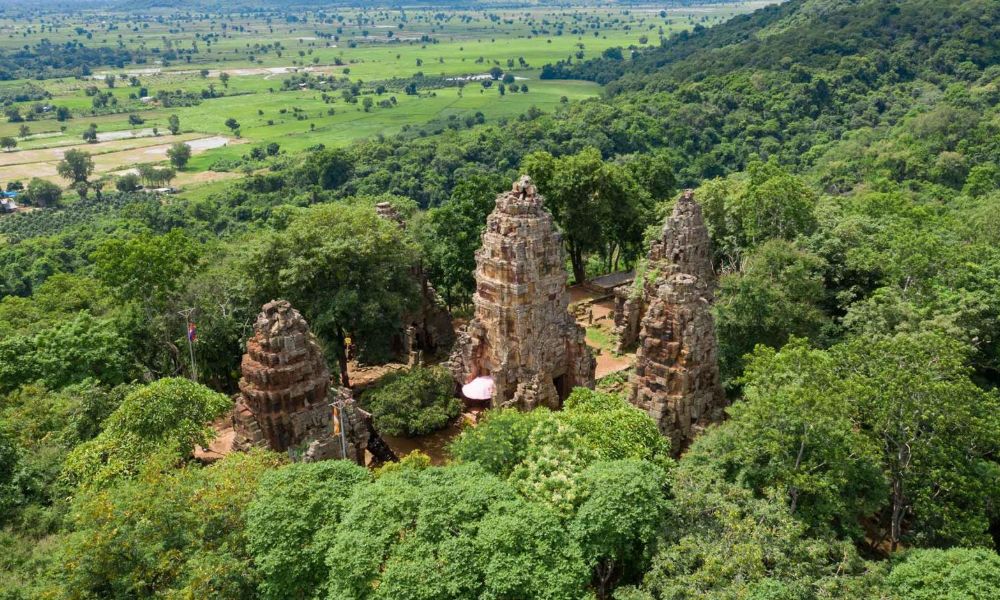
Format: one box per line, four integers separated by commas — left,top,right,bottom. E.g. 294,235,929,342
179,308,198,382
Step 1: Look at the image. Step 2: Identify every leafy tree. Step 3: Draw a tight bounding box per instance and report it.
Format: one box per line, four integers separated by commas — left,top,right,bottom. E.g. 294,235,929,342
622,459,884,600
885,548,1000,599
0,136,16,151
91,229,201,306
224,117,240,133
246,460,369,600
0,381,129,530
167,141,192,168
448,407,554,478
697,338,885,539
418,172,504,307
167,113,180,135
114,172,140,192
714,239,832,383
835,332,1000,550
523,147,652,283
363,365,462,437
61,378,232,489
696,161,818,268
0,312,131,394
451,389,670,483
248,203,419,386
136,163,176,187
625,150,676,201
60,450,283,598
560,389,671,465
55,149,94,184
219,71,231,88
0,425,19,525
295,148,353,190
23,177,62,207
571,460,670,597
325,463,590,600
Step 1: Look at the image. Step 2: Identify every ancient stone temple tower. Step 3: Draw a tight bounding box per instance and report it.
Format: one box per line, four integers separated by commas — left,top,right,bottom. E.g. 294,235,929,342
450,176,595,410
233,300,369,464
627,191,726,455
613,189,716,351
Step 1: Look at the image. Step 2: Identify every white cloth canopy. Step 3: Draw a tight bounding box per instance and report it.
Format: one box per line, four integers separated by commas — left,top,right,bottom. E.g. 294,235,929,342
462,376,495,400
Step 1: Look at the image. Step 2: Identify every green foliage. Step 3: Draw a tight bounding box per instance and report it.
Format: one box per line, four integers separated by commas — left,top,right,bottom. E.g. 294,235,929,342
625,457,886,600
448,407,553,478
834,332,1000,549
61,378,231,489
523,147,654,283
571,460,670,596
166,141,192,169
0,425,18,524
23,178,62,208
451,390,670,483
55,149,94,184
91,229,202,306
715,332,1000,550
325,463,590,600
886,548,1000,600
0,381,128,531
246,460,370,600
248,202,419,367
363,365,462,437
0,312,131,394
114,173,141,193
697,338,885,539
59,450,284,600
696,161,818,267
562,388,672,465
417,172,505,307
714,239,832,384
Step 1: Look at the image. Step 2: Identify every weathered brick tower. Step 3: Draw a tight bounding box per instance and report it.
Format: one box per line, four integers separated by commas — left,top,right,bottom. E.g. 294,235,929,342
232,300,369,463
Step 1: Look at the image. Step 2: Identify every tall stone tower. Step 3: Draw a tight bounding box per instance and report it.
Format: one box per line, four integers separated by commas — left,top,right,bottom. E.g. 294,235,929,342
627,191,726,455
233,300,368,464
450,176,595,410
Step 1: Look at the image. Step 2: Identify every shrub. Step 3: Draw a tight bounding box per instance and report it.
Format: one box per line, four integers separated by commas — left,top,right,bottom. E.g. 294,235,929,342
363,365,461,437
60,378,231,489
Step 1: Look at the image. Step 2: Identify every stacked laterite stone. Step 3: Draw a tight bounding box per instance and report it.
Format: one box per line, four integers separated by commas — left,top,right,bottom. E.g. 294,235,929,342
627,190,726,455
449,176,595,410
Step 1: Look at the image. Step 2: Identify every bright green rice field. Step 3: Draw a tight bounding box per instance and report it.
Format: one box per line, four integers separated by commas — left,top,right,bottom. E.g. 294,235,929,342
0,4,761,191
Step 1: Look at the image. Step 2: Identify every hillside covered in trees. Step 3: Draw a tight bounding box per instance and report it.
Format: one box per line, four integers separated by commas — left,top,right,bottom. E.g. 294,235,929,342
2,0,999,598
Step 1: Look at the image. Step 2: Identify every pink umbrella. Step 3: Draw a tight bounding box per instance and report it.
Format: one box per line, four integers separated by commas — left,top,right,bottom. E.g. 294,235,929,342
462,376,495,400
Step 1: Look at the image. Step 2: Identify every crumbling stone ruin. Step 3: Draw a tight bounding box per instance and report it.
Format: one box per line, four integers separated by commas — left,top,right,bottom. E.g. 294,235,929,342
626,190,726,455
613,189,716,353
449,176,596,410
374,201,455,365
233,300,388,464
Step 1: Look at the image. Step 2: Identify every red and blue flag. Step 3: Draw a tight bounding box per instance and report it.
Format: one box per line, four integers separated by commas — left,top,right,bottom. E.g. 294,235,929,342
187,322,197,343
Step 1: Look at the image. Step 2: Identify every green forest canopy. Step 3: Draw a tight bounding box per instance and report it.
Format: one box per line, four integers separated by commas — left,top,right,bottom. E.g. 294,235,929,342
1,0,1000,597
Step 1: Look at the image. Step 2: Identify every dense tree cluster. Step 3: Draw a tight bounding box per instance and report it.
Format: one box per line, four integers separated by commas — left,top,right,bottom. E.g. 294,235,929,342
1,0,999,597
